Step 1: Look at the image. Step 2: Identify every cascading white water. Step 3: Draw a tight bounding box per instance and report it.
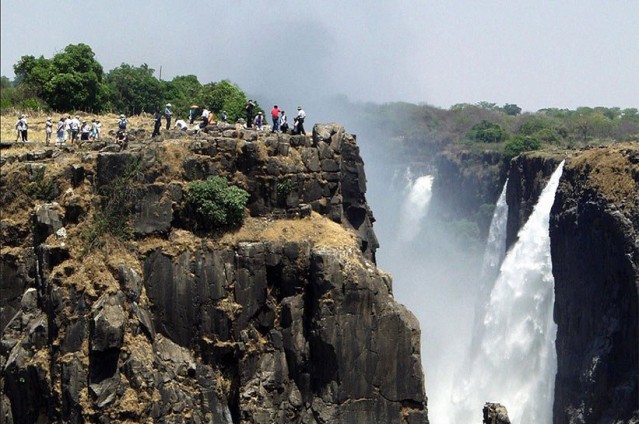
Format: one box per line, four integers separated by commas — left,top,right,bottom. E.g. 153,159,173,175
452,161,565,423
398,174,434,242
480,179,509,279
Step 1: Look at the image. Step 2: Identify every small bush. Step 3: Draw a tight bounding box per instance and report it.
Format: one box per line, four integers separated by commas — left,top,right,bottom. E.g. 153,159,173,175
276,179,296,206
467,120,508,143
186,177,249,230
504,135,542,158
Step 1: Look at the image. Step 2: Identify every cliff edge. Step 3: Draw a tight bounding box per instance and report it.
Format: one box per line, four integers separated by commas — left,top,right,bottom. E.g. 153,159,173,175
0,125,427,423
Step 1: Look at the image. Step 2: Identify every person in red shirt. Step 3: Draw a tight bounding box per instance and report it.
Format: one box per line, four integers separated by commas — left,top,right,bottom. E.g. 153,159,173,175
270,105,280,133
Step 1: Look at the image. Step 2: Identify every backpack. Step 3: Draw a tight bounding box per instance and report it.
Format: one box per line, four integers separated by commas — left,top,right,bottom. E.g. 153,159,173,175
119,119,127,129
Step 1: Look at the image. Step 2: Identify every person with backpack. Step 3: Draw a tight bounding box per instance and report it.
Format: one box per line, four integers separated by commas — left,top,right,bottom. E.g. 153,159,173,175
164,103,173,130
270,105,280,133
118,114,128,131
220,111,227,123
15,115,28,142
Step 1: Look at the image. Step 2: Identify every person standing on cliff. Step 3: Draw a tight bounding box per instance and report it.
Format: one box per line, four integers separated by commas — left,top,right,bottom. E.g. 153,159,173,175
15,114,28,142
295,106,306,135
279,110,288,132
164,103,173,130
270,105,280,133
45,117,53,145
245,100,255,128
152,109,162,137
189,105,198,124
56,117,66,145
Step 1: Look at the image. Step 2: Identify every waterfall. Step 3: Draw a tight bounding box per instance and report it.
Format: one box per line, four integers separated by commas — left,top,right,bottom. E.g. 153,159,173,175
452,161,565,423
398,174,434,242
480,179,509,280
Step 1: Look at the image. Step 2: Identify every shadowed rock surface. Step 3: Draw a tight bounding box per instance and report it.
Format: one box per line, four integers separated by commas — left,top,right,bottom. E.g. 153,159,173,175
0,125,425,423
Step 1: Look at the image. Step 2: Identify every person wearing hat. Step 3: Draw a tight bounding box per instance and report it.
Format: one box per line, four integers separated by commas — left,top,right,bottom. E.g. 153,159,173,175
118,114,128,131
164,103,173,130
45,117,53,145
69,115,80,144
254,111,264,131
220,110,228,123
15,114,28,142
189,105,198,124
294,106,306,135
80,120,91,141
245,100,255,128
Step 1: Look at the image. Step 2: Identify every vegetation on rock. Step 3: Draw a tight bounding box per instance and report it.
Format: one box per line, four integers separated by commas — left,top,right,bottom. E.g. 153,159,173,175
186,176,250,230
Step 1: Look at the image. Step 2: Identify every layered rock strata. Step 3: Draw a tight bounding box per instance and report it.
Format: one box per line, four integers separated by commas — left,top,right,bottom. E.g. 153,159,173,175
0,125,426,423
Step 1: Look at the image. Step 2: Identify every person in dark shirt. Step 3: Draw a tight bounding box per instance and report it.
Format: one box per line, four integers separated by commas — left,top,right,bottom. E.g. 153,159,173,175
245,100,255,128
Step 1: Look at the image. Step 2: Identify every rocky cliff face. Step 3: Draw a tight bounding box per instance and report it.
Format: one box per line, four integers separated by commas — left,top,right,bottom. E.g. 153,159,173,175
550,145,639,423
0,124,426,423
429,144,638,423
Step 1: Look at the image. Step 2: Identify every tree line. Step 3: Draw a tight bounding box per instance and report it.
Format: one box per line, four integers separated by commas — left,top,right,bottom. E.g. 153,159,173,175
342,99,639,160
1,43,257,122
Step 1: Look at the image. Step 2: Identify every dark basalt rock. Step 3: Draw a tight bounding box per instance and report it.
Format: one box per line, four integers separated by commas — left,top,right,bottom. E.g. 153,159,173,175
483,402,511,424
550,147,639,423
0,123,426,423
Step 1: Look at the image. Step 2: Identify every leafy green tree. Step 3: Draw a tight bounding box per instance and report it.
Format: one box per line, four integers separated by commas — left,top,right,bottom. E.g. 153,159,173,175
43,44,106,111
105,63,163,114
502,103,522,116
162,75,202,117
13,55,51,99
504,135,541,157
476,101,498,111
467,120,508,143
201,79,249,122
517,115,555,136
0,76,16,110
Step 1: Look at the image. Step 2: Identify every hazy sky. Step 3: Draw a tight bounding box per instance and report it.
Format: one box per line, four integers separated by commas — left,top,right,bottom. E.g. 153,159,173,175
1,1,637,112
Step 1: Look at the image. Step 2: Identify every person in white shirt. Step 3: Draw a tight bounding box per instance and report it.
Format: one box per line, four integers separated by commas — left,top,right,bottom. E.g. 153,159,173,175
174,119,189,131
64,115,71,141
56,117,66,145
15,115,28,142
294,106,306,135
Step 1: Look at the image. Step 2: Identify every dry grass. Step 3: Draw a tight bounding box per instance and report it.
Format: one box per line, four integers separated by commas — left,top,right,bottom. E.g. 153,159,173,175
1,111,155,144
219,212,359,251
570,142,639,210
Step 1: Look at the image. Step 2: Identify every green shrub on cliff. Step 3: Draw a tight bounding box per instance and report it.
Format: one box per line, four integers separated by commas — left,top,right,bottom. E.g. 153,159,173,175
467,120,508,144
186,177,249,230
504,135,542,158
